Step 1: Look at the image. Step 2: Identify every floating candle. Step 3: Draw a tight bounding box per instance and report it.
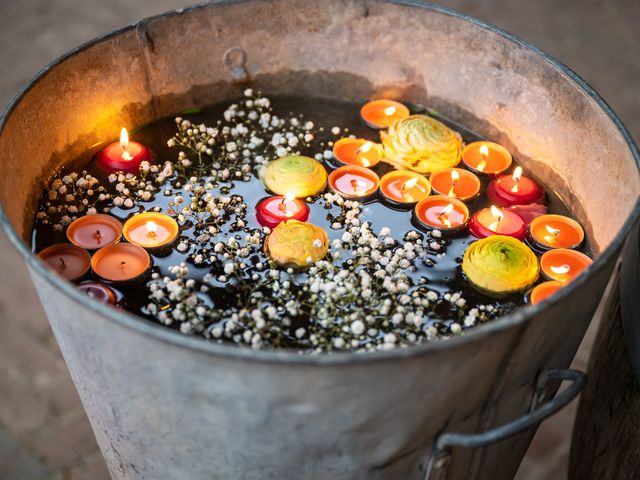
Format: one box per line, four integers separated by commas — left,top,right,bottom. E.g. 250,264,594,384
328,165,380,199
123,212,179,249
379,170,431,204
66,214,122,250
414,195,469,231
530,281,564,305
37,244,91,281
96,127,154,173
469,205,526,240
77,281,118,305
261,155,328,198
91,243,151,282
360,99,410,129
540,249,592,283
256,193,310,229
265,220,329,268
429,167,481,201
332,138,382,167
529,214,585,250
462,235,539,296
461,141,512,175
487,166,544,207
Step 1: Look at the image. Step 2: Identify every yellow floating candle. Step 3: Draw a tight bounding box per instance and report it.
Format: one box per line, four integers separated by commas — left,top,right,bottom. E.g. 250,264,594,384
123,212,179,249
379,170,431,204
261,155,328,198
265,220,329,268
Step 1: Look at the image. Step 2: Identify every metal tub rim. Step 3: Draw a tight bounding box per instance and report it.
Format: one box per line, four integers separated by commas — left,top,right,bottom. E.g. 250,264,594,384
1,0,638,366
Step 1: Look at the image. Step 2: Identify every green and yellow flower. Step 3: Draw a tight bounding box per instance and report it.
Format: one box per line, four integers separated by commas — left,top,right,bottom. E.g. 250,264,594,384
265,220,329,268
261,155,327,198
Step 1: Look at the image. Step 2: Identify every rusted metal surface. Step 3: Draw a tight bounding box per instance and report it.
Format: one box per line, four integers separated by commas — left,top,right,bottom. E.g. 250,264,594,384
0,1,639,479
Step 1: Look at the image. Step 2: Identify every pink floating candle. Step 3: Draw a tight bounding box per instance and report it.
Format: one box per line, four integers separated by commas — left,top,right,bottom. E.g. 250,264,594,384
379,170,431,204
328,165,380,199
529,214,585,250
415,195,469,231
123,212,179,249
66,214,122,250
91,243,151,282
461,141,512,175
540,248,592,283
469,205,526,240
96,127,154,173
256,193,310,229
77,281,118,305
429,168,481,201
487,166,544,207
360,99,410,129
332,138,382,168
530,281,565,305
37,244,91,281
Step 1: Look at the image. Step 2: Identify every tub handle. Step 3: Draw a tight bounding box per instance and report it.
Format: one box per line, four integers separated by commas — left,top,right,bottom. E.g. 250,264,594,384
424,368,586,480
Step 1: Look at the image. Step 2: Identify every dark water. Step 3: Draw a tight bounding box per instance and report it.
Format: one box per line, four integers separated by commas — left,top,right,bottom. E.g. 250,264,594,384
31,94,589,345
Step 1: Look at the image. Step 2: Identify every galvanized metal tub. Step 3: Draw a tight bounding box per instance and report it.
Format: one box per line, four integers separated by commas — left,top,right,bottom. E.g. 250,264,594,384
0,1,638,479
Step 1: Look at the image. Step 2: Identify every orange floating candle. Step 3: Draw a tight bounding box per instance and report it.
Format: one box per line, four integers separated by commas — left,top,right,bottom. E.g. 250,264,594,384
540,248,592,283
66,214,122,250
469,205,526,240
414,195,469,231
96,127,154,173
77,281,118,305
256,193,310,229
123,212,179,249
461,141,512,175
529,214,584,250
360,99,410,129
328,165,380,199
332,138,382,168
91,243,151,282
379,170,431,204
37,244,91,281
429,168,481,201
530,281,565,305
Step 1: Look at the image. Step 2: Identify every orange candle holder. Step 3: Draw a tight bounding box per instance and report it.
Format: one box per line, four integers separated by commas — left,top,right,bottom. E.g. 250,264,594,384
91,243,151,282
379,170,431,205
123,212,179,249
429,168,481,201
461,141,512,175
540,248,592,283
328,165,380,199
360,99,410,129
332,138,382,168
530,281,565,305
414,195,469,231
529,214,584,250
66,214,122,250
37,243,91,281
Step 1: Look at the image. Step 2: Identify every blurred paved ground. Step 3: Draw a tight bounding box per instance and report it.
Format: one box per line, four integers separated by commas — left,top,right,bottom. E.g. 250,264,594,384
0,1,638,479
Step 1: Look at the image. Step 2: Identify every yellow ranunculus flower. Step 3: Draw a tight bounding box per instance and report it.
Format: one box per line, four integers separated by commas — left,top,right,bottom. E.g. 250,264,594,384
265,220,329,268
260,155,327,198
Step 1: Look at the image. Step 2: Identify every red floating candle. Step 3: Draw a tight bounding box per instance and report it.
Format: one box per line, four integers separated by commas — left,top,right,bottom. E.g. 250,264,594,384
379,170,431,205
96,127,154,173
77,281,118,305
37,243,91,281
415,195,469,231
469,205,526,240
91,243,151,282
461,141,512,175
360,99,410,129
328,165,380,199
332,138,382,168
256,193,310,229
429,168,481,201
540,248,592,283
66,214,122,250
487,166,544,207
529,214,585,250
530,281,564,305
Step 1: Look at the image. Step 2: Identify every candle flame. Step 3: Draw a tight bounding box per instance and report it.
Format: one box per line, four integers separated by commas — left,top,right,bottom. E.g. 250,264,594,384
488,205,504,232
283,192,296,202
403,177,419,192
120,127,133,161
479,144,489,157
438,203,454,228
448,169,460,196
477,144,489,172
384,105,397,116
510,166,523,193
146,221,158,238
543,225,561,244
357,141,373,154
550,264,571,275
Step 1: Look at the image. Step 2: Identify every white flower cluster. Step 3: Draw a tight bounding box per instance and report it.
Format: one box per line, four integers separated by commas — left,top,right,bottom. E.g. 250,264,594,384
107,163,161,210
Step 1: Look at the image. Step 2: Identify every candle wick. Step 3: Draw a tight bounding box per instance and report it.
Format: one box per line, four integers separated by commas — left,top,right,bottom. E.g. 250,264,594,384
120,261,127,268
58,257,66,269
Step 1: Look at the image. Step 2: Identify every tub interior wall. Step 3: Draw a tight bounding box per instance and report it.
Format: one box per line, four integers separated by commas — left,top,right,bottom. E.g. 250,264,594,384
0,0,638,255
